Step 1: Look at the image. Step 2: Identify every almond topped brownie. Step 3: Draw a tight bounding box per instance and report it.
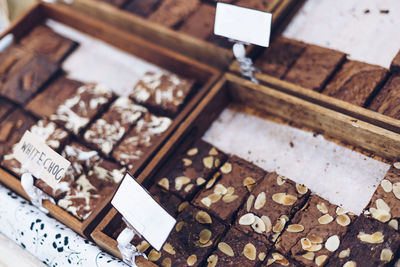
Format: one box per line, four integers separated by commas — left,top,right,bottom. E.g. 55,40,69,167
368,75,400,119
235,173,309,246
263,251,301,266
276,195,355,267
192,155,266,223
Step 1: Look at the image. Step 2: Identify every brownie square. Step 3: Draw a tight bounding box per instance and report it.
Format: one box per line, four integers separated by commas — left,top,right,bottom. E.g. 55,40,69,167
368,75,400,119
255,37,307,79
235,173,310,246
25,76,83,118
365,163,400,231
263,251,301,266
155,139,227,200
112,112,172,169
322,60,387,106
391,49,400,73
0,98,13,121
123,0,161,17
149,186,183,217
0,45,31,81
83,97,147,155
276,195,355,267
193,156,266,223
130,72,195,117
50,83,113,134
19,25,77,63
284,45,345,92
206,228,269,267
147,0,200,28
326,216,400,267
147,205,226,267
179,4,216,40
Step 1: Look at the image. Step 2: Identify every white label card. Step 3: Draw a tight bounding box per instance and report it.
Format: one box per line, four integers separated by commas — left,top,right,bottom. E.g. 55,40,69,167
112,173,176,251
13,131,70,189
214,2,272,47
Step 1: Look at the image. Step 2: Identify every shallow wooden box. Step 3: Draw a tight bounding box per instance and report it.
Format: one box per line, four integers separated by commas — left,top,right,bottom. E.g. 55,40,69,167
65,0,303,70
91,73,400,263
0,2,221,238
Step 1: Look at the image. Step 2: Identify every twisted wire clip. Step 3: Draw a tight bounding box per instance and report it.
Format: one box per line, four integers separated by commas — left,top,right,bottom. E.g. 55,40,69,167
117,218,147,267
21,173,55,214
233,42,259,84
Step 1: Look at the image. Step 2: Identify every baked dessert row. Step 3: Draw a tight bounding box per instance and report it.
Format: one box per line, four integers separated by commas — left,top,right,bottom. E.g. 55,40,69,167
105,138,400,266
255,37,400,120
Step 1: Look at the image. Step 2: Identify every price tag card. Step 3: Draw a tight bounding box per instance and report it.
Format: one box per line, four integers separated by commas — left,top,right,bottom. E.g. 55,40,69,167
112,173,176,251
13,131,70,189
214,2,273,47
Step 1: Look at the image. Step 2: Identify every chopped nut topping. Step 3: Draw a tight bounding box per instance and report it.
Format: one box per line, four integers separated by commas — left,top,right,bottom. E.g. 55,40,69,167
343,261,357,267
209,147,218,156
393,182,400,199
195,211,212,224
178,202,189,212
381,179,393,193
302,252,315,261
252,216,266,233
296,184,308,195
175,176,190,191
261,215,272,233
376,198,391,212
163,242,176,255
277,175,287,185
243,177,256,191
182,158,192,167
357,231,384,244
214,184,227,195
317,202,328,214
336,207,346,215
239,213,255,225
196,177,206,186
184,184,194,193
380,248,393,262
287,224,304,233
272,193,297,205
175,221,185,232
246,195,255,212
187,254,197,266
158,178,169,190
369,207,391,223
325,235,340,252
272,217,285,233
318,214,334,224
148,249,161,261
206,173,219,189
220,162,232,174
393,162,400,169
199,229,212,244
203,156,214,169
339,248,350,258
161,257,171,267
307,233,323,244
208,193,222,203
388,219,398,230
222,194,239,203
137,241,150,252
243,243,257,260
207,255,218,267
218,242,234,256
258,252,266,261
254,192,266,209
315,255,328,266
336,214,351,226
187,148,198,156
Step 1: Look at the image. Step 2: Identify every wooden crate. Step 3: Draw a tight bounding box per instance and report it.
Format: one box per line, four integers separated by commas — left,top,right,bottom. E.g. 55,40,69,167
64,0,304,70
91,72,400,261
0,2,221,238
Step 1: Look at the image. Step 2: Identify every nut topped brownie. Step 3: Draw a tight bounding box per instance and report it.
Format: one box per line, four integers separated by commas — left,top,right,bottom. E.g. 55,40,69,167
255,37,307,79
284,45,345,92
322,60,387,106
123,0,162,17
391,49,400,73
326,216,400,267
276,195,355,267
155,139,227,200
365,163,400,231
263,251,301,266
112,113,172,169
130,72,195,117
193,155,266,223
147,205,226,267
83,97,147,155
50,83,114,134
206,227,269,267
0,45,30,81
148,0,200,28
179,4,216,40
368,75,400,119
235,173,309,246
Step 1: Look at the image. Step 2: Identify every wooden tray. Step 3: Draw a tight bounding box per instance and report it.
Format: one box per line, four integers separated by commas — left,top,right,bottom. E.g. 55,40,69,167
91,72,400,260
64,0,303,70
0,2,220,238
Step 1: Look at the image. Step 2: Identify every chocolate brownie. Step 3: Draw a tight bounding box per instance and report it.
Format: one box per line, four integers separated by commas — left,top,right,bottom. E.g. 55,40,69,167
19,25,77,63
155,139,227,200
147,205,226,267
276,195,355,267
193,156,265,223
149,186,183,217
83,97,147,155
284,45,345,92
391,49,400,73
179,4,216,40
25,76,83,118
255,37,307,79
0,45,30,81
365,163,400,231
130,72,195,117
206,228,269,267
263,251,301,266
368,75,400,119
148,0,200,28
326,216,400,267
123,0,161,17
112,113,171,169
50,83,113,134
322,60,387,106
235,0,279,11
0,98,13,121
235,173,310,246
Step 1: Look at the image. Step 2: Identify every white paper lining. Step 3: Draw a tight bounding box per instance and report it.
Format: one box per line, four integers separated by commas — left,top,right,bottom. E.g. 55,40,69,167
202,107,390,215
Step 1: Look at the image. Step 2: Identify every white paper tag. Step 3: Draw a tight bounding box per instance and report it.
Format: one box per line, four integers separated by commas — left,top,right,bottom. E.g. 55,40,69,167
13,131,70,189
214,2,272,47
112,173,176,251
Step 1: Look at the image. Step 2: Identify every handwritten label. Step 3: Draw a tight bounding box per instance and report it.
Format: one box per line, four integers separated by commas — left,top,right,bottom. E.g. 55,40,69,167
214,2,272,47
13,131,70,189
112,174,176,251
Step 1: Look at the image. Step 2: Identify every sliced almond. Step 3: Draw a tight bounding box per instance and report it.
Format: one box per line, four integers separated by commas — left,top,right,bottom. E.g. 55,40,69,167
388,219,398,230
254,192,266,210
318,214,334,224
271,232,281,243
393,162,400,169
163,242,176,255
277,175,286,185
281,215,289,222
200,240,213,248
220,162,232,174
343,261,357,267
187,148,198,156
301,238,312,249
315,255,328,266
338,248,350,258
252,216,266,233
187,254,197,266
137,241,150,252
380,248,393,262
222,194,239,203
214,184,227,195
209,147,218,156
226,187,235,195
195,211,212,224
272,193,297,205
201,197,212,207
199,229,212,244
336,207,346,215
161,257,171,267
376,199,391,212
184,184,194,193
272,253,289,265
381,179,393,193
243,177,256,191
296,184,308,195
175,176,190,191
261,216,272,233
302,252,315,261
203,156,214,169
336,214,351,226
206,173,219,189
207,255,218,267
209,193,222,203
182,158,192,167
239,213,256,225
196,177,206,186
148,249,161,261
258,252,266,261
218,242,234,257
287,224,304,233
178,201,189,212
370,207,391,223
158,178,169,190
272,217,286,233
393,182,400,199
357,231,384,244
247,195,255,212
325,235,340,252
243,243,257,260
306,244,323,252
307,233,323,244
317,202,328,214
175,221,185,232
214,158,221,167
